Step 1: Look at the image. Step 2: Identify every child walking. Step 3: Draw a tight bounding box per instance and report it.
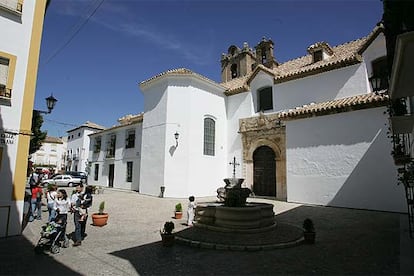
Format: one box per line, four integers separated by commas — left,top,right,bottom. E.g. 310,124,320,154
187,196,196,226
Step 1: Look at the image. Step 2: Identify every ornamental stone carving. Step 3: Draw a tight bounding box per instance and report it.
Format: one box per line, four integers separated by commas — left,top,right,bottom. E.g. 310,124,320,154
239,112,287,201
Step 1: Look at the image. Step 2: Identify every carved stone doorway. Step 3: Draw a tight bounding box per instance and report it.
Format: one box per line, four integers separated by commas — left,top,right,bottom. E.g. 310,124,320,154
253,146,276,196
239,113,287,201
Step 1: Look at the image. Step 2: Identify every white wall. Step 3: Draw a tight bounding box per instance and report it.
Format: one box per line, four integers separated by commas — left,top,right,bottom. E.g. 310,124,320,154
139,82,168,196
0,1,39,237
165,78,227,197
88,123,142,191
286,107,406,212
275,64,369,112
140,76,227,198
226,92,254,178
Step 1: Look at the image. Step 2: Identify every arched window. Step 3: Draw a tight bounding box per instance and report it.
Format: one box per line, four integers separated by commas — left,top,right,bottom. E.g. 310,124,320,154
231,64,238,79
257,86,273,112
203,118,215,156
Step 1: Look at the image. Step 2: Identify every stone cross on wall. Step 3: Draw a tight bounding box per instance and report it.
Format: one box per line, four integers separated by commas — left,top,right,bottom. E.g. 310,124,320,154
229,156,240,179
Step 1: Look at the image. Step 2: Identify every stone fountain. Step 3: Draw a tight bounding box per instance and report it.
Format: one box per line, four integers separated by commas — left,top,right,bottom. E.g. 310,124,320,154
195,157,276,233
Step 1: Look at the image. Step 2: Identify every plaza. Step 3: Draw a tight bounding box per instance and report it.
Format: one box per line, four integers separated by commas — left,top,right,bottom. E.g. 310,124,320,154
0,188,413,275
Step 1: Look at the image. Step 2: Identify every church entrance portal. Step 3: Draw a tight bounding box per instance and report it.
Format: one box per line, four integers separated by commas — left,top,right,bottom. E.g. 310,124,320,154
253,146,276,197
239,112,287,201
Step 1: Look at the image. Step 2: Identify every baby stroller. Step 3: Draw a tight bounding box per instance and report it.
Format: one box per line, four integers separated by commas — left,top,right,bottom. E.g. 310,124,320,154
34,217,69,254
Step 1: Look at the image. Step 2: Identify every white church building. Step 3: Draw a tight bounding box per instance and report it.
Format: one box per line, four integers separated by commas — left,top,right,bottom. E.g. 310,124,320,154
89,25,406,213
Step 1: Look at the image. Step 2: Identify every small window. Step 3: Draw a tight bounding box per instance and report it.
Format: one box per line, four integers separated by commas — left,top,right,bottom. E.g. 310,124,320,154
78,133,80,137
203,118,215,156
126,161,133,182
125,130,135,149
0,57,10,98
106,134,116,158
94,164,99,181
313,50,323,62
261,52,267,64
231,64,238,79
94,137,101,152
257,87,273,111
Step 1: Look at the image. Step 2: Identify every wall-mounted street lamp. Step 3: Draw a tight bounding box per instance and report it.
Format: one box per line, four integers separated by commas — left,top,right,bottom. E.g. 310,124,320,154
369,75,381,94
35,94,57,114
174,131,179,147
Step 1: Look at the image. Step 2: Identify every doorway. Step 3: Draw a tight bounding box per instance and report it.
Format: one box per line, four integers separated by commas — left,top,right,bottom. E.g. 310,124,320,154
253,146,276,196
108,164,114,188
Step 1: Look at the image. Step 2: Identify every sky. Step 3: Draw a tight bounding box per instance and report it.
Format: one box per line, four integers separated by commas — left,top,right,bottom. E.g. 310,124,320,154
34,0,384,137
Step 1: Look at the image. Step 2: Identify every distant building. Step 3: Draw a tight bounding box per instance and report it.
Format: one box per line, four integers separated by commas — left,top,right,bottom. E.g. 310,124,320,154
65,121,105,173
0,0,49,237
91,25,406,213
88,114,142,191
30,136,66,173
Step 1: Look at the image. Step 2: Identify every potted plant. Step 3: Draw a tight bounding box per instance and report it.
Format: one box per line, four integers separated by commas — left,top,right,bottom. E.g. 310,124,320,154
303,218,315,244
174,203,183,219
160,221,175,247
92,201,109,227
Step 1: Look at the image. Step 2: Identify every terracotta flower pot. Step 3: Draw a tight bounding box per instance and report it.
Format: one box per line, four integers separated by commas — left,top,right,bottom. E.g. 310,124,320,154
92,213,109,227
303,231,316,244
175,211,183,219
160,233,175,247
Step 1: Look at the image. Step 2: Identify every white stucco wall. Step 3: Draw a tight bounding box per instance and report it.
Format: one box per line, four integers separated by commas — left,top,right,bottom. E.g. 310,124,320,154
0,1,39,237
139,82,168,196
286,107,406,213
275,64,369,112
140,76,227,198
88,123,142,191
165,79,227,198
226,92,254,178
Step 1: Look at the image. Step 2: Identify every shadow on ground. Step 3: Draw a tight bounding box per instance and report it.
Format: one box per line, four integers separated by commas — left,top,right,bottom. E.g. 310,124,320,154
110,205,400,275
0,235,79,275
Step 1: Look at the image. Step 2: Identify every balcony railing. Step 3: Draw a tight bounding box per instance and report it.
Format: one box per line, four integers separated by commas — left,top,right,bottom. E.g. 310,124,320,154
392,133,413,165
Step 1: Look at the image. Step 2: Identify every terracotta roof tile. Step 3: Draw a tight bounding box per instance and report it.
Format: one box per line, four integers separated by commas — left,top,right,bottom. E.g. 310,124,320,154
278,91,389,120
44,136,63,144
222,25,384,94
140,68,224,90
67,121,106,133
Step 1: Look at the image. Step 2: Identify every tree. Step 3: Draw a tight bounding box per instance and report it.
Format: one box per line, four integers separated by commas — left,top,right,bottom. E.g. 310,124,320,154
29,110,47,155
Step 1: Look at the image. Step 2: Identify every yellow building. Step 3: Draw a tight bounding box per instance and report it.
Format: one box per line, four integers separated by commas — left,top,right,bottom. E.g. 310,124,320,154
0,0,49,237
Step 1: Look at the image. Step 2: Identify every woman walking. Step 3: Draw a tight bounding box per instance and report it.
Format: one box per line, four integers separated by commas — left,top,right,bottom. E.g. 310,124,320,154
46,184,58,222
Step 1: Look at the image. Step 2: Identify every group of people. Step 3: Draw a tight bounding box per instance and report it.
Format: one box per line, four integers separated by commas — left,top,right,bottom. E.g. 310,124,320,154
28,170,93,247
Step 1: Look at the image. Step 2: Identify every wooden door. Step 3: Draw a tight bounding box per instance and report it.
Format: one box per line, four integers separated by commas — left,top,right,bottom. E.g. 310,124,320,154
253,146,276,196
108,164,114,188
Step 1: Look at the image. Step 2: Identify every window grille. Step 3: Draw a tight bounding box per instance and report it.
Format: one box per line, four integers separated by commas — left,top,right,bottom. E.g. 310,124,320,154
203,118,215,156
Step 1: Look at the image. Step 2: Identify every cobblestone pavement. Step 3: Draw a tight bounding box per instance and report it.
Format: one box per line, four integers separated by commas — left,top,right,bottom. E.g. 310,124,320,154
0,188,413,275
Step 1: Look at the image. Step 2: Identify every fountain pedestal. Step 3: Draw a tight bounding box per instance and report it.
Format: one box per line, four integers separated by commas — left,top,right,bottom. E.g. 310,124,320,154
197,177,275,233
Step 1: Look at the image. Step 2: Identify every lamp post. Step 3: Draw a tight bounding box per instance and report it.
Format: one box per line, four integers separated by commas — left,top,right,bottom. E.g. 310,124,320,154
174,131,179,147
35,94,57,114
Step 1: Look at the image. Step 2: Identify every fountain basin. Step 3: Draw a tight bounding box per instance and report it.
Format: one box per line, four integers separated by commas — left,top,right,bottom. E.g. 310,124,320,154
195,202,275,233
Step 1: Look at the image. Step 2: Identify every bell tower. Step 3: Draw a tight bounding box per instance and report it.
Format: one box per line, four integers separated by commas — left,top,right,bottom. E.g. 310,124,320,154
255,37,278,69
221,42,256,83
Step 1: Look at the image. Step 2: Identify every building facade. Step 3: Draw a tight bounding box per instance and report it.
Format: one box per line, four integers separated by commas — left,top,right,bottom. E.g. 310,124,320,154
30,136,66,173
65,121,105,173
91,25,406,213
382,0,414,235
88,114,142,191
0,0,49,237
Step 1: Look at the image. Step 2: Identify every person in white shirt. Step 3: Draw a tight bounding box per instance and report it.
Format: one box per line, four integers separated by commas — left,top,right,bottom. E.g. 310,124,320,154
53,189,70,224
